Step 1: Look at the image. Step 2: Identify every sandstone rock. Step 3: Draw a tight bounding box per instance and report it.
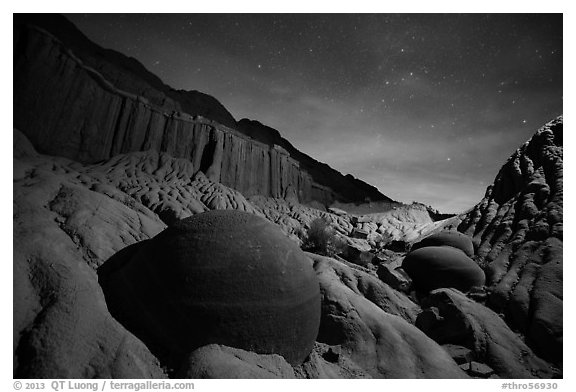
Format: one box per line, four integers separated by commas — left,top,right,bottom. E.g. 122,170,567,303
100,210,321,367
376,264,412,292
250,195,355,240
442,344,474,365
307,253,420,323
402,246,486,292
384,240,410,252
308,254,466,378
373,250,404,269
294,343,372,379
457,117,563,364
351,227,369,239
87,150,263,227
415,307,445,335
14,14,392,206
176,344,295,379
328,207,347,216
341,238,374,266
411,231,475,257
356,203,460,243
459,362,495,378
419,288,557,378
14,152,167,378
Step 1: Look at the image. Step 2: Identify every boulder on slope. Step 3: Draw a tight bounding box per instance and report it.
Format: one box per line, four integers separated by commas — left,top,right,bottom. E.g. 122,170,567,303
417,288,558,378
100,210,321,367
308,253,467,378
411,231,475,257
402,246,485,293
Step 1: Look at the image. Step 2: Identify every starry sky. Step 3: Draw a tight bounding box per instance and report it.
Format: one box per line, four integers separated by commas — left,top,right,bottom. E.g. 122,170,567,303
65,13,562,213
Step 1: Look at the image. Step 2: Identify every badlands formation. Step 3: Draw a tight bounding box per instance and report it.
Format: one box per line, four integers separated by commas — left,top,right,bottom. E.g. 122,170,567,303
14,14,562,379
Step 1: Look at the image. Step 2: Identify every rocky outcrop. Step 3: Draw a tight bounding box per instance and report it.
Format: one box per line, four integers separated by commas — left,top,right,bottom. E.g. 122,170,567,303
13,14,391,206
309,253,466,378
177,344,296,379
14,134,168,378
457,117,563,364
86,150,262,226
417,289,558,378
15,127,561,378
346,203,460,243
13,135,460,378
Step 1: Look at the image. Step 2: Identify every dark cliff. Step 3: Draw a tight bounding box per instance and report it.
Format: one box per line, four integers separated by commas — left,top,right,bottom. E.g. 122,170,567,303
13,13,392,205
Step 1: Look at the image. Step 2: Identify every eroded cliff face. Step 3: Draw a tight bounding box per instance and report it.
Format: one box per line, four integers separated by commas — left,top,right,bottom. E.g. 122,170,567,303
13,15,384,205
457,117,563,364
14,23,322,203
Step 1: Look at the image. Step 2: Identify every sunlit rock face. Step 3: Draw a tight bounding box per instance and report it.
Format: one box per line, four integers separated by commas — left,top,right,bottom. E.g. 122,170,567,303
100,210,321,367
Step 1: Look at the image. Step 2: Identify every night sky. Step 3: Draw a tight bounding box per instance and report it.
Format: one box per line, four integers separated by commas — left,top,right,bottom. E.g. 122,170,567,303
65,13,563,213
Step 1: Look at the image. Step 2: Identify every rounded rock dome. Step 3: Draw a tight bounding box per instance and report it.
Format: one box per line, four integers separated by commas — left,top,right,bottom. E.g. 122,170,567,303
411,231,475,257
101,210,321,366
402,246,485,292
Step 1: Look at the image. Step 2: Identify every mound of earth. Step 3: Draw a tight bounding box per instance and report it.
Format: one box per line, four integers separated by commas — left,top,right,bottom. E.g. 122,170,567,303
457,117,563,364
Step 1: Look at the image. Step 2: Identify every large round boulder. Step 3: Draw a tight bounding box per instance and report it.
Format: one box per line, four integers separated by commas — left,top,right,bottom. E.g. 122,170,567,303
402,246,485,292
100,210,321,367
411,231,475,257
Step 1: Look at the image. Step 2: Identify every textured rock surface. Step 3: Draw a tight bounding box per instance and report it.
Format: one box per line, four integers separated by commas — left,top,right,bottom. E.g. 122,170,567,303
344,203,460,243
460,362,496,378
411,231,475,257
177,344,296,379
14,126,561,378
457,117,563,363
13,135,167,378
308,253,466,378
377,264,412,292
13,14,391,205
418,289,557,378
402,246,486,293
100,210,321,367
86,150,262,226
250,196,456,248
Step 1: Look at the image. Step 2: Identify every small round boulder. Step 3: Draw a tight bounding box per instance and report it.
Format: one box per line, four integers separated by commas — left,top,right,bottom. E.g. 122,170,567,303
411,231,475,257
101,210,321,366
402,246,485,292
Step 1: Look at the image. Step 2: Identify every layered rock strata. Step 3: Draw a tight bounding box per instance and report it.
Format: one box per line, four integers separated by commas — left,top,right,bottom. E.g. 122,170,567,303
13,14,389,205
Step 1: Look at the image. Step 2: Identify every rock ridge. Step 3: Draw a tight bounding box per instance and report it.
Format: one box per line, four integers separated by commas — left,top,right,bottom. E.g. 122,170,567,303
14,14,391,205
